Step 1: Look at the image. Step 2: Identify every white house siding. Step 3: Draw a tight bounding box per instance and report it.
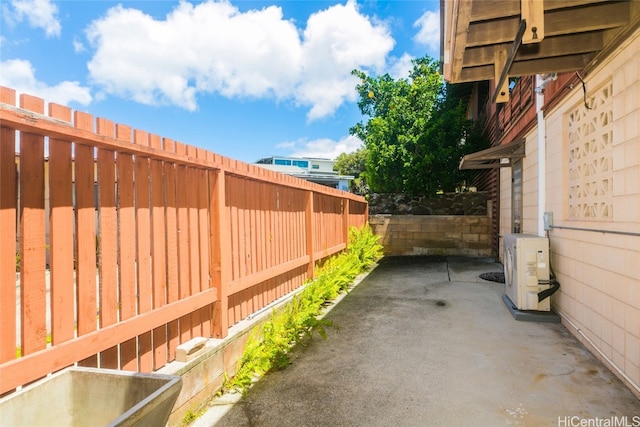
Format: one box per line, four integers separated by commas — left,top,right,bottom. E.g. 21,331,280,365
502,28,640,397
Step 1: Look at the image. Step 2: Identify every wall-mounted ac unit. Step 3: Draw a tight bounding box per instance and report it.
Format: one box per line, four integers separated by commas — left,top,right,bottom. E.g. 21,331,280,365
503,234,551,311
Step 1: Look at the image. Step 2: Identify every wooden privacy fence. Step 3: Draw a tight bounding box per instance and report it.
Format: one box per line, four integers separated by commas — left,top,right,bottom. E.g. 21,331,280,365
0,86,368,395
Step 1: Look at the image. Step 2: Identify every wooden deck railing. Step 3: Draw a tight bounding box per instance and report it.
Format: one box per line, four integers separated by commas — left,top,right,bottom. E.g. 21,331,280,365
0,86,368,394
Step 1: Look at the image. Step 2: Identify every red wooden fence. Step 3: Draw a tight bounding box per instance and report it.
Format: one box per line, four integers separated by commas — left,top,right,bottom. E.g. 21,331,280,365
0,86,368,395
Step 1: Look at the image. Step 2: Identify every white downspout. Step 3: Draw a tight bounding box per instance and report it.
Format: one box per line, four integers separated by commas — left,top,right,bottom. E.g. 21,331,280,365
536,75,546,237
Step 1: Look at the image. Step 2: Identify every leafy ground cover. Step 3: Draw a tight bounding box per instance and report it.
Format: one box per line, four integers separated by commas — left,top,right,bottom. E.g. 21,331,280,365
222,224,382,395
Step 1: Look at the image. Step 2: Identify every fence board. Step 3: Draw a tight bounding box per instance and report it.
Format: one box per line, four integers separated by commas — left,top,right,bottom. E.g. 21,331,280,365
165,152,180,360
188,167,201,337
0,112,17,363
74,112,97,342
116,126,136,323
176,158,192,341
165,162,179,303
151,158,166,309
96,118,119,369
48,104,75,348
18,95,47,356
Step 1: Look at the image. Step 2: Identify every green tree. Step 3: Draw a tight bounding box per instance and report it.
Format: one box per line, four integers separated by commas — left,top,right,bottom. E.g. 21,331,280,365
334,148,368,193
350,56,487,195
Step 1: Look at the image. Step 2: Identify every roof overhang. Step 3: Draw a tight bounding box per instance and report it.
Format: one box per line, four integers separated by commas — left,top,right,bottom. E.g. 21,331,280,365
459,139,525,170
441,0,640,103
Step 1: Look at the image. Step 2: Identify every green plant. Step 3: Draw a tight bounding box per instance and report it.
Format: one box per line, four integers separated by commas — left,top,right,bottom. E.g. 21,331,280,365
221,224,382,395
181,408,205,426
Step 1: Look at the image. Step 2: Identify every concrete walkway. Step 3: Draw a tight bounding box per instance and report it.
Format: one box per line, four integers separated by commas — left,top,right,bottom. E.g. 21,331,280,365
194,256,640,427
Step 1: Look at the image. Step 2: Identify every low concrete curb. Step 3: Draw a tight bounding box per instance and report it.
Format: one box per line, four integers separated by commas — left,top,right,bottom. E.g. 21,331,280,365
160,263,379,427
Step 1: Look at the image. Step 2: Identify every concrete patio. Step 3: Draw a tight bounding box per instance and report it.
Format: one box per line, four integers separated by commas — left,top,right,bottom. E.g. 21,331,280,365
193,256,640,427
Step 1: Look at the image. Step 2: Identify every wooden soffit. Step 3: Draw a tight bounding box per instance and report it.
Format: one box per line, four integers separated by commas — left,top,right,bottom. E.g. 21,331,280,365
441,0,640,102
459,139,525,170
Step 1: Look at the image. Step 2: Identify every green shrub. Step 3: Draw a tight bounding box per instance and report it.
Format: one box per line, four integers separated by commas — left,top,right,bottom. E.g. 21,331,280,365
222,224,382,395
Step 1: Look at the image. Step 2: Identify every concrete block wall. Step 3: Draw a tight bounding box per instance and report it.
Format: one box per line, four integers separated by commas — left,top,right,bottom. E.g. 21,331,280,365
369,205,493,257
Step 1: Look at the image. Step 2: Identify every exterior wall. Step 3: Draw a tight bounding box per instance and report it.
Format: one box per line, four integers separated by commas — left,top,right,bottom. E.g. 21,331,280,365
500,28,640,397
369,206,492,257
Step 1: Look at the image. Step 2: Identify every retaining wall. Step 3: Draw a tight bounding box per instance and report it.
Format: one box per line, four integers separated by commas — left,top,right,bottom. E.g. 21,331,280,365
369,201,493,257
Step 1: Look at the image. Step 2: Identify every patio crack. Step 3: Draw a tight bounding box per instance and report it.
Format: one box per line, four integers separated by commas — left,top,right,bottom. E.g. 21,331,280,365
446,260,451,281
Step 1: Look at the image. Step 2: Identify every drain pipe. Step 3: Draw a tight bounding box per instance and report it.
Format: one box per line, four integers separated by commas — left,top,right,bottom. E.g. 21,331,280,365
535,74,548,237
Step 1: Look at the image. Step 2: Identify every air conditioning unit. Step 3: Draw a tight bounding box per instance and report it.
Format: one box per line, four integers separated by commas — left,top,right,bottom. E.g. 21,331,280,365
503,234,551,311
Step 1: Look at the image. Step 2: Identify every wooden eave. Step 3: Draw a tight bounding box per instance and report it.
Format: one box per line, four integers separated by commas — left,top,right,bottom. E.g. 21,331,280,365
442,0,640,102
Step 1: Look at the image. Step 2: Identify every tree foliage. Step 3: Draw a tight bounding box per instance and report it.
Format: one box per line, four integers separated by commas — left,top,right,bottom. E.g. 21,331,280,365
349,56,488,195
334,148,368,193
334,148,367,177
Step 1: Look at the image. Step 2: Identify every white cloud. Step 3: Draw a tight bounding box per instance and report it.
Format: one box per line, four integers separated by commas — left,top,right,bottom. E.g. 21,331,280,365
85,0,394,119
0,59,92,106
3,0,61,37
279,134,363,160
413,10,439,54
389,53,414,80
73,37,85,53
296,0,394,120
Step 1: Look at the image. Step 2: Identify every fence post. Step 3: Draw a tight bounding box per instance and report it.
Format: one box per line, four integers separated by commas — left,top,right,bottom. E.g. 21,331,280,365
305,190,315,280
211,169,230,339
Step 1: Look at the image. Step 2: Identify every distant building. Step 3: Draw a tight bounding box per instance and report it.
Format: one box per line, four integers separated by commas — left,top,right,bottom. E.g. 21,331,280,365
255,156,353,192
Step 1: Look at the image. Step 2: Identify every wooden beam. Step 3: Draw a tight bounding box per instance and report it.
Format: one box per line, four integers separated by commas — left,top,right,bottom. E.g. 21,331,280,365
545,1,630,36
494,46,510,103
516,32,603,59
470,0,607,22
510,52,594,75
458,65,495,82
467,18,521,47
492,20,527,103
521,0,544,43
467,1,629,48
463,32,603,67
448,0,474,82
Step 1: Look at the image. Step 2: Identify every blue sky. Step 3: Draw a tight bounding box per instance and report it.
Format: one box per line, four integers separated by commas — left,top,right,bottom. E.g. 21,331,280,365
0,0,440,164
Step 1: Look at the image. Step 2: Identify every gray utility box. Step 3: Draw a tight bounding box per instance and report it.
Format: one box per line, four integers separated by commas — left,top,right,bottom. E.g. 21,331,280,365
0,367,182,426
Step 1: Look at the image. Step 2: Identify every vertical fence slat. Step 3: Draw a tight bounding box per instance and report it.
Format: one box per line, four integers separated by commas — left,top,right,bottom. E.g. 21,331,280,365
150,134,168,368
150,135,166,310
74,111,98,367
133,130,153,371
19,95,47,356
48,103,74,347
164,146,180,359
187,165,201,336
114,125,137,371
116,125,135,321
305,191,315,280
175,144,192,342
96,118,119,369
229,177,239,284
0,87,17,363
197,167,211,337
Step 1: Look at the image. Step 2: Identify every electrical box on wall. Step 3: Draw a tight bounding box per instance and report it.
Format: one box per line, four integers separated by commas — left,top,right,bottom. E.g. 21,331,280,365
543,212,553,231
